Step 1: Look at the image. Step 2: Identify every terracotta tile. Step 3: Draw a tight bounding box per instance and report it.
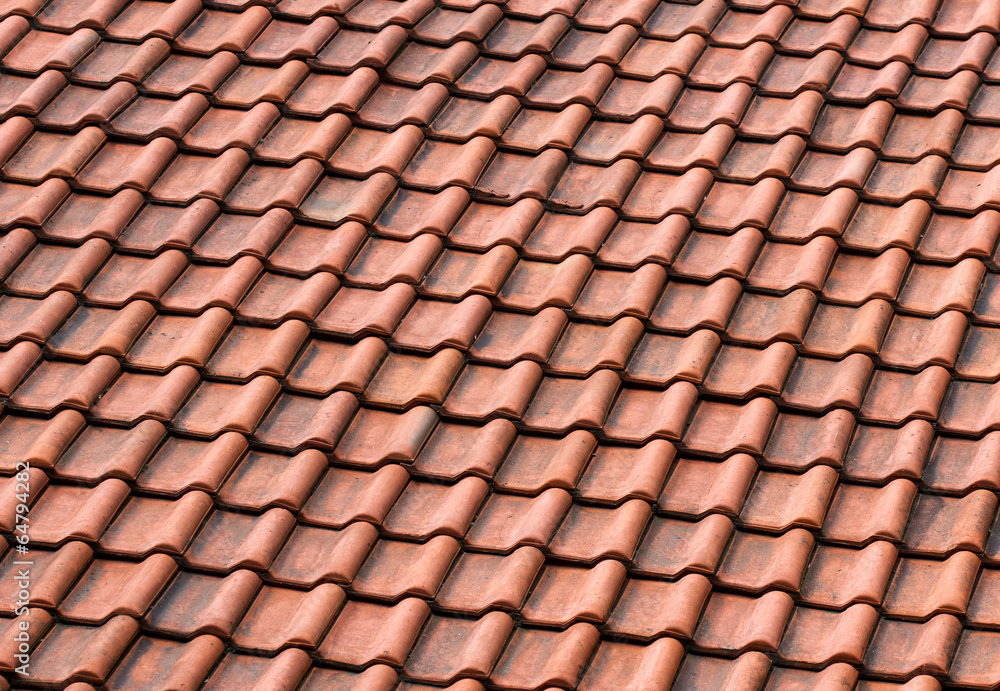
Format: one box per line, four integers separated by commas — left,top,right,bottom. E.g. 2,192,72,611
842,420,933,483
9,356,119,413
779,15,861,55
266,221,365,275
673,229,763,282
0,340,38,395
0,542,90,611
617,34,706,79
428,94,519,142
884,551,979,618
235,272,338,324
827,61,911,103
623,330,720,387
299,665,397,691
438,360,538,420
968,567,1000,625
918,33,995,76
821,479,917,543
919,211,1000,264
385,41,478,86
217,448,325,512
317,598,430,667
848,25,929,66
778,605,879,666
603,382,698,443
490,624,600,690
231,583,343,652
413,5,501,44
859,366,951,424
411,419,515,481
758,51,844,97
604,574,709,641
657,454,756,518
332,406,436,468
718,136,806,183
923,432,1000,493
52,420,164,483
82,250,188,308
299,464,409,528
59,554,176,623
904,490,997,555
713,5,792,46
351,535,458,600
811,101,894,152
898,259,986,316
716,528,814,593
688,42,775,89
464,488,571,552
671,651,771,690
203,648,312,691
311,25,407,72
282,336,383,394
391,295,489,353
404,612,513,684
28,616,137,687
172,376,281,436
0,410,83,472
642,126,732,173
468,306,564,365
373,187,468,241
255,113,350,164
741,466,839,532
344,0,434,27
668,83,754,132
740,92,825,139
694,591,794,653
116,199,218,253
189,210,293,263
184,507,295,572
362,349,461,408
863,615,961,677
472,149,567,202
684,398,778,457
800,543,888,609
521,559,625,626
100,491,212,557
481,16,569,59
864,0,939,28
779,353,873,412
648,277,742,333
126,308,232,371
432,547,540,615
821,248,909,305
643,0,725,38
595,74,684,120
551,25,639,69
2,28,99,74
934,0,1000,36
135,432,247,496
253,391,358,451
381,476,487,540
245,16,338,62
23,479,128,544
174,7,270,54
327,126,422,180
882,112,964,163
633,513,732,578
621,168,714,222
141,51,239,97
879,311,967,370
313,284,416,337
0,179,69,229
299,172,396,225
71,37,170,86
145,569,260,639
974,274,1000,325
39,189,145,244
158,256,262,313
697,179,787,232
37,82,139,130
268,522,377,587
0,292,75,348
2,127,106,183
841,200,930,253
183,104,281,156
548,500,650,562
285,69,381,117
766,664,861,690
0,70,65,119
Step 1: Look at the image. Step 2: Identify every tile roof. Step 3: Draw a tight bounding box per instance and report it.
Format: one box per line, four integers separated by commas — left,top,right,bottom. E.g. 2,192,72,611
4,0,1000,687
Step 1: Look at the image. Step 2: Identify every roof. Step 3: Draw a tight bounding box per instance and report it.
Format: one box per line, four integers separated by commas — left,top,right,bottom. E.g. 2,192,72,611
0,0,998,688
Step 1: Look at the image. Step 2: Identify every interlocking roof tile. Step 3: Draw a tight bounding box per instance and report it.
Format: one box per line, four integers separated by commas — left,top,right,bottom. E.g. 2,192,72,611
7,0,1000,685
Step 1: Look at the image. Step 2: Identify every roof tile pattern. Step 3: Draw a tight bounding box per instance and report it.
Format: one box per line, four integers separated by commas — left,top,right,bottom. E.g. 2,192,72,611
0,0,999,688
